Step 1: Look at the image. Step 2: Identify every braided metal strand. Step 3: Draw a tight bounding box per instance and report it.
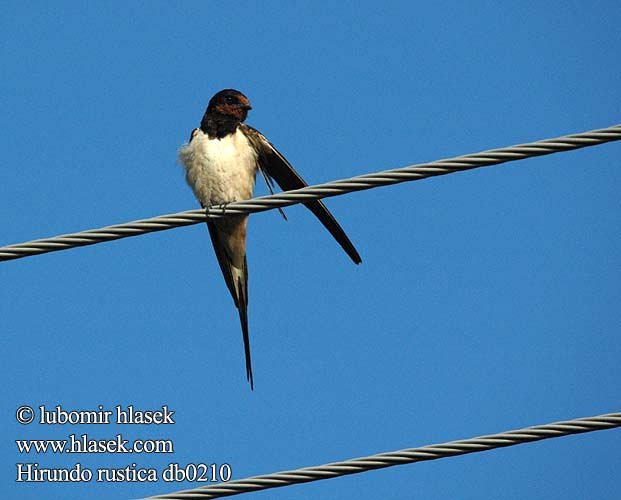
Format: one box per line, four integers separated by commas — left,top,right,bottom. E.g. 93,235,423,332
141,412,620,500
2,125,620,262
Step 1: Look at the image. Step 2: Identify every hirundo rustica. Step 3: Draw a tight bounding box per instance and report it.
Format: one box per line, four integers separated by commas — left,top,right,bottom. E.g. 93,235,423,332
178,89,361,389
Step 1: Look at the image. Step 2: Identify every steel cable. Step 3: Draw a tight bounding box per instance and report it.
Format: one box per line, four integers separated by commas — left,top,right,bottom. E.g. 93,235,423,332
1,125,619,262
140,412,620,499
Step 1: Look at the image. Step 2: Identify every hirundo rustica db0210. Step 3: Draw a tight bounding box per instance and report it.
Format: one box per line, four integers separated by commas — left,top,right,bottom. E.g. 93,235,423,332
179,89,361,389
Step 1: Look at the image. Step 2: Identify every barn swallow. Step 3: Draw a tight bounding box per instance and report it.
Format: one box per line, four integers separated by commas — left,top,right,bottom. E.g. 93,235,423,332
178,89,361,389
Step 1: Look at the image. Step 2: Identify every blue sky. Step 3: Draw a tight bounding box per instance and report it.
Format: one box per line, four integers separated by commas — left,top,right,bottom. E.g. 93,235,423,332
1,1,619,499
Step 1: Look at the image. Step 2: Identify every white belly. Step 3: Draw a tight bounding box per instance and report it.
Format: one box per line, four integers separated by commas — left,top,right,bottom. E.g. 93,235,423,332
178,128,258,206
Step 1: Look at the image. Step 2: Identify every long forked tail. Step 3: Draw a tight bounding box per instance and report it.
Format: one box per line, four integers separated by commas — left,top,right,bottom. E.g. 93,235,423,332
206,221,253,390
235,268,253,389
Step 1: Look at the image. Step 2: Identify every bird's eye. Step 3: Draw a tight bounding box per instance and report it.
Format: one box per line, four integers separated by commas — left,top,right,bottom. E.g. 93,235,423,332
225,96,235,103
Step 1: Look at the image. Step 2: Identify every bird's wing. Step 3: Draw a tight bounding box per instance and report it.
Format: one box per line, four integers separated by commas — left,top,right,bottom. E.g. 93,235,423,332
242,124,362,264
257,165,287,221
188,127,200,143
206,217,253,390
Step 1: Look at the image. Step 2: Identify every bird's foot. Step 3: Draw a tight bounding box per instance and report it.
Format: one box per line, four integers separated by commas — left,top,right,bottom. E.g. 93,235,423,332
216,202,229,215
204,203,230,219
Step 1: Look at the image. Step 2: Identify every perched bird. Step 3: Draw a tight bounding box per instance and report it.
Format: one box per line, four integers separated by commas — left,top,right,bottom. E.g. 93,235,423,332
178,89,361,389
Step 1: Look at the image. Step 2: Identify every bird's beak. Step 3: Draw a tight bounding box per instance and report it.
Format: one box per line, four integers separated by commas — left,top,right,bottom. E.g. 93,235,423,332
242,104,252,111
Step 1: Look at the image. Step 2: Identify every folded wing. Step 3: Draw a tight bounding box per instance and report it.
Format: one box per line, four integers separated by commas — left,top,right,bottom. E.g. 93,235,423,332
242,124,361,264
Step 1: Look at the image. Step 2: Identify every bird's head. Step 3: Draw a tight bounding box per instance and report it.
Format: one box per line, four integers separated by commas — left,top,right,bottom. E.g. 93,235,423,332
206,89,252,122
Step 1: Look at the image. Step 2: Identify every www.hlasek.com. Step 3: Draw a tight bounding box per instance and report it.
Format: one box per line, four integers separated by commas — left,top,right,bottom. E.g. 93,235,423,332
14,404,232,484
17,434,174,454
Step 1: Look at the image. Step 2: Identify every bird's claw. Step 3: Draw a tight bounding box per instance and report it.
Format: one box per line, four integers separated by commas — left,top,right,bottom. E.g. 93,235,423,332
205,203,229,219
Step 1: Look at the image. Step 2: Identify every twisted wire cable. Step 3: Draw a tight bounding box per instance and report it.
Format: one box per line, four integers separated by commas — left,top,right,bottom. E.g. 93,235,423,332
140,412,620,500
2,125,620,263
